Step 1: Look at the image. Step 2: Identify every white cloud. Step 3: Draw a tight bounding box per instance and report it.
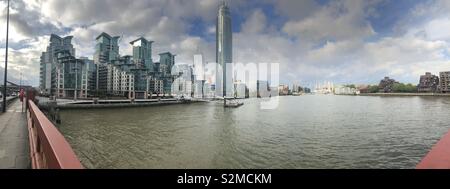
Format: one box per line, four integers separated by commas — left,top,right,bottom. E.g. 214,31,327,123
424,18,450,40
0,36,48,86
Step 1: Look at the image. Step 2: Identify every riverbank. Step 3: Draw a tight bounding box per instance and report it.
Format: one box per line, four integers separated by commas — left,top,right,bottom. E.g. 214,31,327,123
359,93,450,97
38,98,208,110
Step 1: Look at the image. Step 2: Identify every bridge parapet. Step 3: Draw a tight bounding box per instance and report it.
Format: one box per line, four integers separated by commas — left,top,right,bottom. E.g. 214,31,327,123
417,130,450,169
27,99,83,169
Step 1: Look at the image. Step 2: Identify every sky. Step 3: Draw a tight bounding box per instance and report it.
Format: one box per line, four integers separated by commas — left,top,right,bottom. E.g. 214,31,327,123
1,0,450,88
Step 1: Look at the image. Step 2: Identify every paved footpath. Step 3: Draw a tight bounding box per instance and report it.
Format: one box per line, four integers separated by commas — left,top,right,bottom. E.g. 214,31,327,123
0,99,30,169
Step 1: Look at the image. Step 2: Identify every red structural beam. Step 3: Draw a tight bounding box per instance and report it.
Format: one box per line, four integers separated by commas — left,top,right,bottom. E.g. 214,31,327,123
417,130,450,169
27,100,83,169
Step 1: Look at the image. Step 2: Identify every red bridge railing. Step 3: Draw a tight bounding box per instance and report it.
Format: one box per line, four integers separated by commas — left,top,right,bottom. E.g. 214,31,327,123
417,130,450,169
27,99,83,169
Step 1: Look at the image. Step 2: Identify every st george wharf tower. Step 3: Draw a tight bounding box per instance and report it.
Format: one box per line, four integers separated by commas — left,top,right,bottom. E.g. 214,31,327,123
216,1,233,97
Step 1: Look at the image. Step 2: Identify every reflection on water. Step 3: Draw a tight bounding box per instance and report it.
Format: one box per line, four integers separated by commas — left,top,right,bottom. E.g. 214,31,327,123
58,95,450,168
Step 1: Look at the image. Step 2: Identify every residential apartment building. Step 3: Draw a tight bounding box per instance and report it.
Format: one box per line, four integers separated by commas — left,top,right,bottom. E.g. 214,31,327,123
41,32,176,99
440,71,450,93
94,32,120,64
149,80,164,96
171,64,193,98
40,34,76,95
378,77,398,93
158,52,176,94
278,84,289,96
418,72,439,92
130,37,153,69
40,34,98,99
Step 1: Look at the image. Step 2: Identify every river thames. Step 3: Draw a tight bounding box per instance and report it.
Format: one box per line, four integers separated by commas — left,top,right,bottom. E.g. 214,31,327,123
58,95,450,169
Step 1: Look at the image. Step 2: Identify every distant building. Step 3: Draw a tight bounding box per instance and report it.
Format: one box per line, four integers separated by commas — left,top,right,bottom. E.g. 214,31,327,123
171,64,193,98
304,87,311,93
172,79,192,98
334,85,359,95
234,81,246,99
203,83,216,98
440,71,450,93
292,84,300,93
357,85,370,93
314,81,334,94
378,77,398,93
192,80,206,98
192,54,207,98
278,84,289,96
257,80,269,98
291,83,305,95
418,72,439,93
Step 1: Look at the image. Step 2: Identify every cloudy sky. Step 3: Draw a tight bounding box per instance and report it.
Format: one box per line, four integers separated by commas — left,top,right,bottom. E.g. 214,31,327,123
1,0,450,87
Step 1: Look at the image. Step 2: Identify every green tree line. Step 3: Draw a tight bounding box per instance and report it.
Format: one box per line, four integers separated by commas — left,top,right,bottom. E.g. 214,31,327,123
392,83,417,93
365,83,417,93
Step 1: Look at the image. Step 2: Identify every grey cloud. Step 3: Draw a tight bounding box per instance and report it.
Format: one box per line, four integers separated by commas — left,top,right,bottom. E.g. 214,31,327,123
0,47,42,86
1,0,69,37
272,0,319,20
241,9,267,34
282,0,377,41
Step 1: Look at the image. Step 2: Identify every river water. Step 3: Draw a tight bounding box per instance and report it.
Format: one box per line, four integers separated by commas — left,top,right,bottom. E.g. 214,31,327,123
58,95,450,169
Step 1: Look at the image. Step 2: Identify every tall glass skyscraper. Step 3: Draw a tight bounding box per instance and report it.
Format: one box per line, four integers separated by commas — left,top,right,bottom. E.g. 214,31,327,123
216,1,233,97
39,34,75,95
130,37,153,69
94,32,120,64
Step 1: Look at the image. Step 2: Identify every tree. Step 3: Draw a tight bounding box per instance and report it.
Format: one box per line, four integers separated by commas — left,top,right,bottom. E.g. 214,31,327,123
368,85,379,93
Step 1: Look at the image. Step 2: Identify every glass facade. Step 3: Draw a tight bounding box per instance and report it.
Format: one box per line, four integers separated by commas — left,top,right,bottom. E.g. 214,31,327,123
41,32,177,98
159,52,176,94
94,32,120,64
216,2,233,97
130,37,153,70
39,34,75,95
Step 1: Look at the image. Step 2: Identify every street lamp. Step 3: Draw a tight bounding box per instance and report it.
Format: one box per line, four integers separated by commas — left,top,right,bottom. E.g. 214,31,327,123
73,60,79,101
2,0,10,113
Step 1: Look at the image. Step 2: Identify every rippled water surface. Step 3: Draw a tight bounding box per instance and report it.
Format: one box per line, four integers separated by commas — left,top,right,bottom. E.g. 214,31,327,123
58,95,450,168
